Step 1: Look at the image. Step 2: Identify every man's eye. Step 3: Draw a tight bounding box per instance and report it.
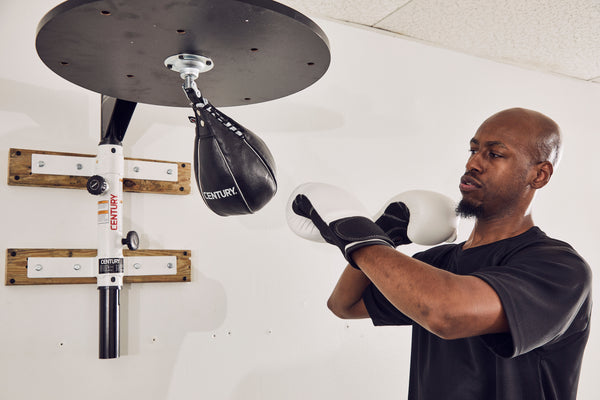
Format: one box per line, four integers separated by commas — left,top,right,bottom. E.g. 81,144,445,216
469,149,477,155
489,152,502,158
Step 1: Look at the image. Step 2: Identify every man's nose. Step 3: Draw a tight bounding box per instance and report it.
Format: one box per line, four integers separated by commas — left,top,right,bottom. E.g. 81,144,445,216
466,152,482,173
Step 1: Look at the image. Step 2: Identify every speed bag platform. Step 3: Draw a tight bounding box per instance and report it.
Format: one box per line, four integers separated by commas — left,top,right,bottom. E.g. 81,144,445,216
192,99,277,216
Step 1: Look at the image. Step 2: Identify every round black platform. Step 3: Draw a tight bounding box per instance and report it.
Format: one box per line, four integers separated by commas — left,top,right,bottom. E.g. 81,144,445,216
36,0,330,107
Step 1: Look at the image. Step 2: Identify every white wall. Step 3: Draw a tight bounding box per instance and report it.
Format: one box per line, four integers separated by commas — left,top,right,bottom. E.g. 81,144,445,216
1,2,599,399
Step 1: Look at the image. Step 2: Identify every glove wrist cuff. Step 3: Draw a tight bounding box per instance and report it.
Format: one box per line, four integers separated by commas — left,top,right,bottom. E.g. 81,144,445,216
330,216,394,269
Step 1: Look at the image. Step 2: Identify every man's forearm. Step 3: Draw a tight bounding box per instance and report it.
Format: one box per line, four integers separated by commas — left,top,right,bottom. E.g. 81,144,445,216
327,265,372,319
353,245,508,339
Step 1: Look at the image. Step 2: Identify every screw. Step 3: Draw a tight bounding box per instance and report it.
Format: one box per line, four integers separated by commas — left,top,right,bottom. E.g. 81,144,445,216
73,264,81,271
167,263,174,269
35,264,43,271
76,163,83,170
134,263,141,269
133,166,140,173
38,161,45,168
167,169,173,175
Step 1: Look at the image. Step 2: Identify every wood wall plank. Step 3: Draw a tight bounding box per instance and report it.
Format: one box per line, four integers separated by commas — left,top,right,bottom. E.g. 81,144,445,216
5,248,191,285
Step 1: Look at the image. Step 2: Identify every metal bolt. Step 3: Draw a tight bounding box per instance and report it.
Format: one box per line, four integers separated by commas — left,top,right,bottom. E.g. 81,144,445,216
38,161,45,168
73,264,81,271
76,163,83,170
133,166,140,173
167,169,173,175
167,263,174,269
134,263,141,269
35,264,43,271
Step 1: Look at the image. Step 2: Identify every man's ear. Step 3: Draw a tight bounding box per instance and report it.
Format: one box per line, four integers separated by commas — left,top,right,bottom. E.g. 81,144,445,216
531,161,553,189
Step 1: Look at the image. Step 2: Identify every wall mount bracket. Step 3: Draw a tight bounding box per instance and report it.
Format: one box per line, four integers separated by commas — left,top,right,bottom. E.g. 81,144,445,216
6,249,191,286
8,148,191,194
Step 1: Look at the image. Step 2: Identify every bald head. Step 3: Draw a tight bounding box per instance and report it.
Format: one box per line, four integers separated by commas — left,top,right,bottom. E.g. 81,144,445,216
479,108,562,167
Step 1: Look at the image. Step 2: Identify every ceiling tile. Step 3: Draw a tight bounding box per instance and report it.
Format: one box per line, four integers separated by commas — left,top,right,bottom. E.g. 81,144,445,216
373,0,600,80
279,0,412,26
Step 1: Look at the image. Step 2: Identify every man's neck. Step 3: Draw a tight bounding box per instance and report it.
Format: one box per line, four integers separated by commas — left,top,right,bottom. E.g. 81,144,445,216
463,213,534,250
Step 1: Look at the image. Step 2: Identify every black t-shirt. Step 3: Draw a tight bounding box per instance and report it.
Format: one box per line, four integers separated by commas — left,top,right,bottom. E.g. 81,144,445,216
363,227,592,400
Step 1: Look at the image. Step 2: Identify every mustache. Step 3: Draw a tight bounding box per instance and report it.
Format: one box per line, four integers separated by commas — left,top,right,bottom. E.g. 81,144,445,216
460,172,482,187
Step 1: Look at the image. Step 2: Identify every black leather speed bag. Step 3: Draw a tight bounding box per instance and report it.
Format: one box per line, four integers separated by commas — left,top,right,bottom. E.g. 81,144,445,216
192,99,277,216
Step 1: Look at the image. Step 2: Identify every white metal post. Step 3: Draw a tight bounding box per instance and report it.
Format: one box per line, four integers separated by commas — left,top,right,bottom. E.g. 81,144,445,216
94,143,125,359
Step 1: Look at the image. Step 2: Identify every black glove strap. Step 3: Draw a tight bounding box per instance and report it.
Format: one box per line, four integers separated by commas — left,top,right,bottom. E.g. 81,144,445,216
293,195,393,269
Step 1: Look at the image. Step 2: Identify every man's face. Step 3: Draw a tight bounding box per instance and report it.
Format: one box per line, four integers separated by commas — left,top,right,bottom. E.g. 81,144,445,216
457,120,537,220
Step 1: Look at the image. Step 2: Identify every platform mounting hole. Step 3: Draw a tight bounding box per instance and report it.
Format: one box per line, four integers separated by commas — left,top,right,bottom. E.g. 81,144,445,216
250,48,259,52
307,62,315,66
176,29,186,34
60,61,69,66
126,74,135,78
244,97,251,101
100,10,111,16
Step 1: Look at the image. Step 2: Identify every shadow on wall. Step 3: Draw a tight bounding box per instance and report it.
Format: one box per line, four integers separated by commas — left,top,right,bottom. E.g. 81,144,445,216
232,99,346,134
121,270,229,357
0,77,94,149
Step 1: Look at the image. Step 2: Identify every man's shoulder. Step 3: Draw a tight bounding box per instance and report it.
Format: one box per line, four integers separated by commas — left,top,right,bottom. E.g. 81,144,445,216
413,242,460,263
515,227,586,261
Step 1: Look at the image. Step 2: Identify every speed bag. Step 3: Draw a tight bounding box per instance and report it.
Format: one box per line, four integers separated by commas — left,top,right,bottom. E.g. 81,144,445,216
193,101,277,216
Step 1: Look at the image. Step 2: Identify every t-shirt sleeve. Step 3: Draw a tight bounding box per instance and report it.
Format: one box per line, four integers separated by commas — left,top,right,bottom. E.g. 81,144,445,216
362,283,413,326
471,243,591,358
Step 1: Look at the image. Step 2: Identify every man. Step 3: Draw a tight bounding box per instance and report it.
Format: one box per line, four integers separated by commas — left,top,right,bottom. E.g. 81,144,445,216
290,108,592,399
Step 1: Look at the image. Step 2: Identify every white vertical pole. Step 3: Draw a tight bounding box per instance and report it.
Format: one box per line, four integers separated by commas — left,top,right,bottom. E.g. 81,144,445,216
95,144,124,359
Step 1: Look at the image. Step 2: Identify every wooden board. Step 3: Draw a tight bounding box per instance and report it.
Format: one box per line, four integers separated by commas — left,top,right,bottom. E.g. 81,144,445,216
5,248,191,285
7,148,191,194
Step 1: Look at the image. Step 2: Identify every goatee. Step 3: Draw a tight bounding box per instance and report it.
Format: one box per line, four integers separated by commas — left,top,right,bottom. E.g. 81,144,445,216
456,199,484,219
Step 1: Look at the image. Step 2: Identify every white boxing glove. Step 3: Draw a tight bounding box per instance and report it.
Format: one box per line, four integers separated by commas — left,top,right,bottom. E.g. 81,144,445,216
374,190,458,246
286,182,371,242
286,182,393,268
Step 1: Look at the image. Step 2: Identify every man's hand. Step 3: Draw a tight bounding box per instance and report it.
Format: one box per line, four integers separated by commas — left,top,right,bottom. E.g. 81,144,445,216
287,182,393,269
374,190,459,246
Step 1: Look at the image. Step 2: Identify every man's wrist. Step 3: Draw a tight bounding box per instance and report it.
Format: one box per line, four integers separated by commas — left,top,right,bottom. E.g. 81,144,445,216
350,244,395,269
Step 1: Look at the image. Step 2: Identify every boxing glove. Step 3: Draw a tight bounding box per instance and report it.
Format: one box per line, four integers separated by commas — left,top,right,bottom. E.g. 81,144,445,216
374,190,458,246
287,182,393,269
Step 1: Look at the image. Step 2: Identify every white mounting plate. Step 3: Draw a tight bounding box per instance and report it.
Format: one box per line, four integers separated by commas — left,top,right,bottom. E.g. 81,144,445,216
27,256,178,278
31,153,178,182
